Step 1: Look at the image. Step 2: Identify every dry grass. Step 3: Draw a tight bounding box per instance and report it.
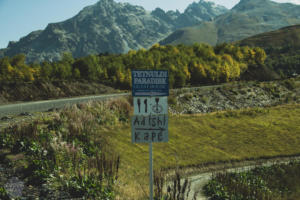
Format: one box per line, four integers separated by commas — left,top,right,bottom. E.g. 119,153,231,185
105,103,300,199
2,98,300,199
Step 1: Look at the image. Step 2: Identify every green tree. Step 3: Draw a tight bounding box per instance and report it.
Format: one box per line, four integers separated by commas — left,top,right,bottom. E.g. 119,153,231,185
10,54,26,67
73,68,81,79
61,52,74,66
40,61,54,80
189,61,207,84
73,55,101,81
56,62,72,80
174,71,186,88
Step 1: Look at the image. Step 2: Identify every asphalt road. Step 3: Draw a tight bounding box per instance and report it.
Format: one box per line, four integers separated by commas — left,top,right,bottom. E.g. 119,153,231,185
0,83,227,119
0,93,129,118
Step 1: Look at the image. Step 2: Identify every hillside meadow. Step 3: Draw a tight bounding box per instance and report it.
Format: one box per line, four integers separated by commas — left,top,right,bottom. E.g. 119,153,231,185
108,103,300,199
0,99,300,199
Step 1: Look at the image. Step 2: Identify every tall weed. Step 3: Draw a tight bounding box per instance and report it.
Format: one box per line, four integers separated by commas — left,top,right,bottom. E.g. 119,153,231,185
0,98,130,198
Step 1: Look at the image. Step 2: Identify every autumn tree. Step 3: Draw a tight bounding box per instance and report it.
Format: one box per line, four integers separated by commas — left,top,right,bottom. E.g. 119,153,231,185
0,42,268,88
0,57,14,82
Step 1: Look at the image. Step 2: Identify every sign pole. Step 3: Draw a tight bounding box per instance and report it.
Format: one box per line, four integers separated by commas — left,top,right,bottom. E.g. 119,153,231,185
131,70,169,200
149,142,153,200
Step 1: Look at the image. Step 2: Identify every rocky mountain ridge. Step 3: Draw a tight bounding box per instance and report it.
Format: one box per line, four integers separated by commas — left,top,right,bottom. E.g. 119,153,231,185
0,0,227,62
160,0,300,46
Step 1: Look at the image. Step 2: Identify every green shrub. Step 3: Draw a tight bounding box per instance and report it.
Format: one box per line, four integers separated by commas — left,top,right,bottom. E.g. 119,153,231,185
204,161,300,200
200,96,209,104
0,186,9,200
224,110,240,118
283,79,296,90
181,93,193,102
0,99,125,198
168,96,177,105
239,89,247,95
240,107,269,117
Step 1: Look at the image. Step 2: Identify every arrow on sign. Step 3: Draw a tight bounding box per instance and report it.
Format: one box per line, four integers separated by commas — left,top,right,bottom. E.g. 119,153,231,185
135,127,166,132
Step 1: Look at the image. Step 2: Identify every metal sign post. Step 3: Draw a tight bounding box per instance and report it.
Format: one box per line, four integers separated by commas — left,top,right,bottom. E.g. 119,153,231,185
131,70,169,200
149,142,153,200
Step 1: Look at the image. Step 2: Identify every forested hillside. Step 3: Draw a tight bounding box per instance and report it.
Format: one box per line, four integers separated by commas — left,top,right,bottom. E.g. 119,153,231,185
0,43,266,89
237,25,300,76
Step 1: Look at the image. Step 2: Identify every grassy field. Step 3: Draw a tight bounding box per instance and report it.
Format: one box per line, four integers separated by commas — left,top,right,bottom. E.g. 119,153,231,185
106,104,300,199
1,99,300,199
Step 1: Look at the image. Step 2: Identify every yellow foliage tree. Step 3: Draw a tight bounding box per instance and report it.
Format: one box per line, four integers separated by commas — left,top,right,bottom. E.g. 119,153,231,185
222,54,234,66
253,47,267,65
183,65,191,81
116,68,125,84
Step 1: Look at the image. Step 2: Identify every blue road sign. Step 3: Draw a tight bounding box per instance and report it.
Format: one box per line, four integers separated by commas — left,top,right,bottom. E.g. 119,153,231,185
131,70,169,96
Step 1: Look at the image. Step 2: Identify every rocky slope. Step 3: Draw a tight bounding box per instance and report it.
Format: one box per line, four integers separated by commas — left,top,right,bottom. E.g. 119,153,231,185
0,0,227,63
169,78,300,114
160,0,300,46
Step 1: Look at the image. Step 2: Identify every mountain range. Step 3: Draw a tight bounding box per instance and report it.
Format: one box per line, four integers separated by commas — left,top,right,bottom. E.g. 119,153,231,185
1,0,300,63
160,0,300,46
0,0,227,62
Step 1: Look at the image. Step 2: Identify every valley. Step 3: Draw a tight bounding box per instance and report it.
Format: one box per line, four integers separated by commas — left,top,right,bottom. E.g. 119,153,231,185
0,0,300,199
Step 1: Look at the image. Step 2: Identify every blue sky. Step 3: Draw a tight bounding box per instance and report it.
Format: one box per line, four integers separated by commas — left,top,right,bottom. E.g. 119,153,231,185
0,0,299,48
